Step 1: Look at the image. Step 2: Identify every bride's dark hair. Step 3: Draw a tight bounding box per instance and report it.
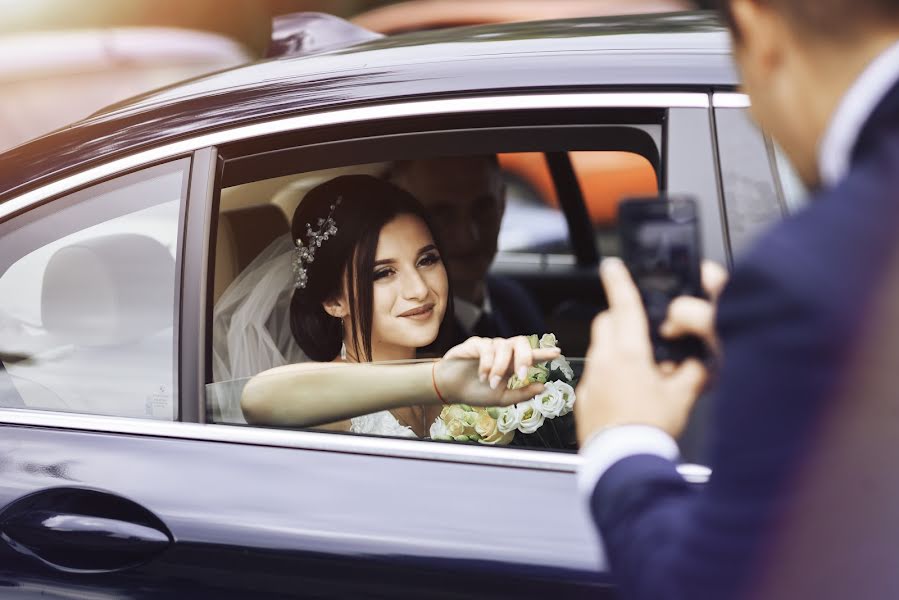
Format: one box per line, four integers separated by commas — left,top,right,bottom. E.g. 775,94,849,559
289,174,455,362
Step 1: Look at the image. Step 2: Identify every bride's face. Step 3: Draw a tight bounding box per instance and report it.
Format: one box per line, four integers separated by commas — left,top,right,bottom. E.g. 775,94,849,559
368,213,448,355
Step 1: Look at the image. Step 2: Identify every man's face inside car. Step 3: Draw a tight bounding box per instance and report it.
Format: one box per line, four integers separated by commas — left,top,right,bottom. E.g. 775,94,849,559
389,156,506,306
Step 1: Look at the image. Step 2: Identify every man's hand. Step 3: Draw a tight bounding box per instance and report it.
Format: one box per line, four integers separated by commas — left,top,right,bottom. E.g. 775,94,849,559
660,261,729,356
575,258,726,445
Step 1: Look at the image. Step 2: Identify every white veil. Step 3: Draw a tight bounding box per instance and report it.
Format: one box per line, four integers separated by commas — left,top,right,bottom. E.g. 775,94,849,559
211,233,306,423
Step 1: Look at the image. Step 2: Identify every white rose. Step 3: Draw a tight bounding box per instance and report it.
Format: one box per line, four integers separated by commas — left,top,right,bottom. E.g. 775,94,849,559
497,406,521,433
534,385,565,418
516,399,546,434
550,355,575,381
429,417,451,440
478,429,515,446
549,381,576,415
539,333,558,349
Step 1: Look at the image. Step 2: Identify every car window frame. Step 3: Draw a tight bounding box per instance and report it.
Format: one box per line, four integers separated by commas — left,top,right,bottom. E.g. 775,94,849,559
0,156,194,420
711,93,790,260
0,92,714,483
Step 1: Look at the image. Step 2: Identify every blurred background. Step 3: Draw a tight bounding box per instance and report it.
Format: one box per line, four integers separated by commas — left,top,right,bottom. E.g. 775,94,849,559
0,0,699,153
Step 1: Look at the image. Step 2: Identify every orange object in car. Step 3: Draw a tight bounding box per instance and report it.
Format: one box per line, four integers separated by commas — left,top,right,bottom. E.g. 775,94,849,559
498,152,659,226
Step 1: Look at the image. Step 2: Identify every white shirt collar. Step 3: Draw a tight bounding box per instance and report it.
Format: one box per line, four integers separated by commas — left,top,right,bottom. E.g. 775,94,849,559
819,40,899,187
454,295,492,334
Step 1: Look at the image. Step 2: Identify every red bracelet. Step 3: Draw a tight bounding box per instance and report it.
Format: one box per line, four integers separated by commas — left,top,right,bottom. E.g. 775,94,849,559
432,360,448,405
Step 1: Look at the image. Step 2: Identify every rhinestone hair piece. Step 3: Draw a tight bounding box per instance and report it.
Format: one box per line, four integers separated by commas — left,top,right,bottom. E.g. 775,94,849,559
293,197,341,289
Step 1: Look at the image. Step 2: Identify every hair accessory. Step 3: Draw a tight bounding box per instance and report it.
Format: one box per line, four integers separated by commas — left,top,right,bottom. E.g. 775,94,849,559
293,197,342,289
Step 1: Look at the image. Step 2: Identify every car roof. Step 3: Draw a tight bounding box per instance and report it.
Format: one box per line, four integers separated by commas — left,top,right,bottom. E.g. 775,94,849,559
0,11,734,203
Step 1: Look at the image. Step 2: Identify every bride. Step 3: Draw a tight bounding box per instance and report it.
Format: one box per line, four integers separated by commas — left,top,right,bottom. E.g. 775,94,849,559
237,174,558,437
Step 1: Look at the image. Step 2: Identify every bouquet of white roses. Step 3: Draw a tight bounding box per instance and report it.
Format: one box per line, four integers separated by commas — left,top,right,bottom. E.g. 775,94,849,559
429,333,576,446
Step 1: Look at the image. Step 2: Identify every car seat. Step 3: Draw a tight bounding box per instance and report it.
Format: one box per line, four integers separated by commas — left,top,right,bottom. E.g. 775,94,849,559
7,233,176,419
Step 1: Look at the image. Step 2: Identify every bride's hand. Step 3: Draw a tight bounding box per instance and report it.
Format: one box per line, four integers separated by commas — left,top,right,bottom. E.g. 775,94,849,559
436,336,561,407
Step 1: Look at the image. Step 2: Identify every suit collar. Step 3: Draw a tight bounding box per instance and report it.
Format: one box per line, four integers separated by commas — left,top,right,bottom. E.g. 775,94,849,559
818,40,899,187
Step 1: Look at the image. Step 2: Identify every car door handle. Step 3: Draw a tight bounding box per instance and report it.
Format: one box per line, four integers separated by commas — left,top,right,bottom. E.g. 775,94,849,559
0,487,173,573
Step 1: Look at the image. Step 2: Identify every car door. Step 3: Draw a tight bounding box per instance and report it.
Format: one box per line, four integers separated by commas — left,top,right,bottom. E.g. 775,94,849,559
0,147,613,598
0,89,726,598
202,88,719,586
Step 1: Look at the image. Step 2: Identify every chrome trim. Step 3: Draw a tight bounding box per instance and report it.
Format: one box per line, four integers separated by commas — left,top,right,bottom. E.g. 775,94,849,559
2,92,708,220
0,408,709,482
713,92,750,108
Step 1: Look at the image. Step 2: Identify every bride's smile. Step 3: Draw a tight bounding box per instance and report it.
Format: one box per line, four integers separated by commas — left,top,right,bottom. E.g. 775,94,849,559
398,302,436,320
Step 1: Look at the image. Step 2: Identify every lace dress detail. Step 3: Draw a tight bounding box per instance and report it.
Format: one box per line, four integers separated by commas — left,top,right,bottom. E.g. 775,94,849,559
350,411,417,438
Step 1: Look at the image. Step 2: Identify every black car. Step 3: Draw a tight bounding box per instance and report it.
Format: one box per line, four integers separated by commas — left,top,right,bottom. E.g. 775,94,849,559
0,11,802,598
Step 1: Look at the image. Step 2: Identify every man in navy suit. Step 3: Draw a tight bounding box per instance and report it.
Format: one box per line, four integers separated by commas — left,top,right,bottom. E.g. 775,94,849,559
575,0,899,598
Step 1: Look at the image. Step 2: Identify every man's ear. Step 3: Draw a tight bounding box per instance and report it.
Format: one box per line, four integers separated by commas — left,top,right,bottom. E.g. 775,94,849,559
730,0,788,76
322,296,349,319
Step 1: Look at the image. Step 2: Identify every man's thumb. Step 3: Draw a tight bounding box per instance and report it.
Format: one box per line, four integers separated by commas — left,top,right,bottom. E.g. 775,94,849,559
669,359,708,404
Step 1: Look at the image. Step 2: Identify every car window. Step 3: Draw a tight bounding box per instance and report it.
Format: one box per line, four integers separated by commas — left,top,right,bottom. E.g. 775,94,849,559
715,107,787,257
0,159,189,419
209,119,666,451
771,142,808,213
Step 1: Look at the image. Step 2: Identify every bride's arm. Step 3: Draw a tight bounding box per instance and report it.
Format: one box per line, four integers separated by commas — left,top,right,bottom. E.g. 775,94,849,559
241,361,437,427
240,336,561,428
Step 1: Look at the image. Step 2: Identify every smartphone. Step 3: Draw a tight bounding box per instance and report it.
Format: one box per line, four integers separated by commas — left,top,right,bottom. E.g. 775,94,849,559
618,196,706,363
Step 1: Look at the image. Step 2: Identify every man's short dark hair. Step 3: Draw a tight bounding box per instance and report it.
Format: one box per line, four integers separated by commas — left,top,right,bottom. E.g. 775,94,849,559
703,0,899,40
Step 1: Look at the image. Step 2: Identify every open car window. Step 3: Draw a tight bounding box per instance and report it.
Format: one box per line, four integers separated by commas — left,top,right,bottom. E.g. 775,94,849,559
208,108,683,456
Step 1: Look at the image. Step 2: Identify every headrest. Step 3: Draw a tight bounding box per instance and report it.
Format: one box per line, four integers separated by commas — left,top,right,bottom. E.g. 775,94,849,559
41,234,175,346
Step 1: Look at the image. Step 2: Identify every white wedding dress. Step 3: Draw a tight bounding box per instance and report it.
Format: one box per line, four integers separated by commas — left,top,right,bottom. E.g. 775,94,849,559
211,234,419,438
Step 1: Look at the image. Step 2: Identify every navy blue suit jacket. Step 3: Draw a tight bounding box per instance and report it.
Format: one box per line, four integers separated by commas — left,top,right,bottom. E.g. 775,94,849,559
590,81,899,599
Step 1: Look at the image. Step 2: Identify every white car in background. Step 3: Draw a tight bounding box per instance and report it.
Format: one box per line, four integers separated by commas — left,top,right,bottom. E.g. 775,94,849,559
0,27,249,152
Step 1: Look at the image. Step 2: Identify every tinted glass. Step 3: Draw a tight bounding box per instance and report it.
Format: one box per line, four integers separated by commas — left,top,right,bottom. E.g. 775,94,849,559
715,108,786,256
0,159,189,419
772,142,808,213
